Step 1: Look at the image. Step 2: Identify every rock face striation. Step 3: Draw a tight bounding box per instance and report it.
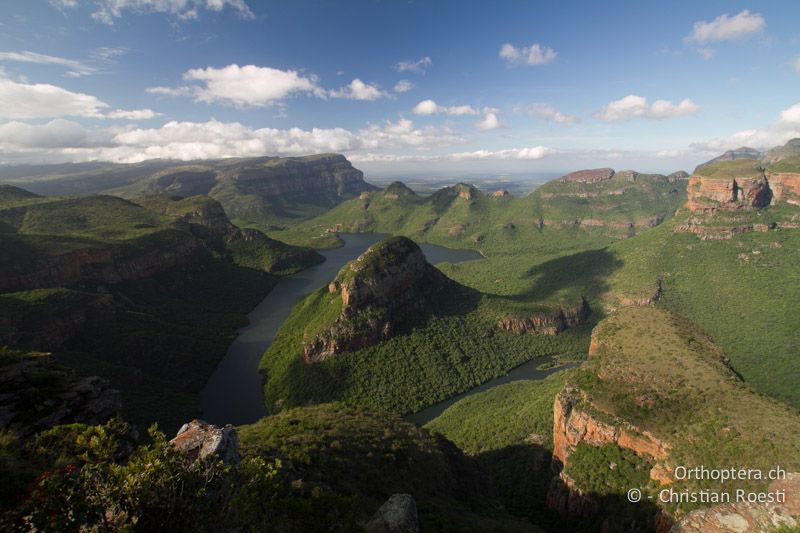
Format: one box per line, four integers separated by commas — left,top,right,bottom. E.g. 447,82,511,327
170,419,240,465
496,298,590,336
303,236,452,363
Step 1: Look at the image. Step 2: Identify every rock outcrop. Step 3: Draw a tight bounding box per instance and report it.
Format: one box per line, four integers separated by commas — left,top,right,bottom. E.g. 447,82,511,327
303,236,452,362
170,419,240,465
685,174,772,214
366,494,419,533
561,168,615,183
0,350,121,436
497,298,590,336
671,474,800,532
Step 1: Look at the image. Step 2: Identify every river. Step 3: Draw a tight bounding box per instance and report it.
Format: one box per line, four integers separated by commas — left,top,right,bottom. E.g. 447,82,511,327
200,233,569,428
200,233,481,426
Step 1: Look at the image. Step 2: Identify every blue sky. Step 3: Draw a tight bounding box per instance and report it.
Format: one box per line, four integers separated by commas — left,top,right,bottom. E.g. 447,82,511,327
0,0,799,177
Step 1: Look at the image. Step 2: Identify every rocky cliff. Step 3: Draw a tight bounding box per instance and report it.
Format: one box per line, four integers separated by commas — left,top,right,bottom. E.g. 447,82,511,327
561,168,615,183
303,236,452,362
496,298,590,335
546,307,800,529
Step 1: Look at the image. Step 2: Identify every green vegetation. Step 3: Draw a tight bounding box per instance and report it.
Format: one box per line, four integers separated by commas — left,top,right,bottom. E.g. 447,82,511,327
693,158,763,178
565,442,651,496
426,372,571,525
261,278,594,415
239,403,535,531
571,307,800,515
766,154,800,173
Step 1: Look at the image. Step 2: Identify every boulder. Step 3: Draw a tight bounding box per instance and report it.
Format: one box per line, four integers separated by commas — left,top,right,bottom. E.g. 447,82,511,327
366,494,419,533
170,419,240,465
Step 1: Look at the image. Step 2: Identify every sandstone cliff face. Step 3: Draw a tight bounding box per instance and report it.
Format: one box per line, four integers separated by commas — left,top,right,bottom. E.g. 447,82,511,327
303,237,451,363
497,298,590,336
561,168,615,183
227,154,369,198
765,171,800,206
0,230,204,293
685,175,772,214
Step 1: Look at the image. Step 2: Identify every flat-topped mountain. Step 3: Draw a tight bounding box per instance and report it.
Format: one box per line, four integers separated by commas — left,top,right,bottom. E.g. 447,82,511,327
696,146,762,169
761,137,800,165
547,306,800,529
0,154,376,229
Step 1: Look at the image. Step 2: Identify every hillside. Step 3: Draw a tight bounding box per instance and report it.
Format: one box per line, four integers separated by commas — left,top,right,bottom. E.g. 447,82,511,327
549,306,800,529
260,236,593,416
0,154,376,229
0,188,322,431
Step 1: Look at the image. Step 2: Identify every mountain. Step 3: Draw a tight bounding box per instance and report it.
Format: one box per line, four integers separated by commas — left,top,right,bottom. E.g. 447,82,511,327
0,186,322,431
548,306,800,529
0,154,377,229
696,146,763,169
260,235,591,416
279,169,687,250
761,137,800,166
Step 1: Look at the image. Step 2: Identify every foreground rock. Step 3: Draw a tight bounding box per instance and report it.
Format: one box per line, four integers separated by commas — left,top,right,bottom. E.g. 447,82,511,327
170,419,240,464
366,494,419,533
671,474,800,532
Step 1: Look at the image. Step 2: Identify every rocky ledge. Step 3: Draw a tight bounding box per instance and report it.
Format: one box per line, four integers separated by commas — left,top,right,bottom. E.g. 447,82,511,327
560,168,615,183
303,236,452,363
0,350,121,436
497,298,590,336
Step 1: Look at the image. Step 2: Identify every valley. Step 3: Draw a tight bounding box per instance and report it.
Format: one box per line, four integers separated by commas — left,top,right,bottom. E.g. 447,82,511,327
2,141,800,531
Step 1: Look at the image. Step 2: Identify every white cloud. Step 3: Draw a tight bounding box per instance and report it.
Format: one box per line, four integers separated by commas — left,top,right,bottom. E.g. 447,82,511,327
0,78,109,119
691,102,800,153
499,42,557,66
0,50,96,77
686,10,765,44
106,108,162,120
515,103,578,125
792,56,800,74
697,47,716,60
395,56,432,74
412,99,478,116
393,79,414,93
149,64,323,107
450,146,554,160
594,95,700,122
0,117,465,164
329,79,388,101
85,0,254,25
476,107,502,130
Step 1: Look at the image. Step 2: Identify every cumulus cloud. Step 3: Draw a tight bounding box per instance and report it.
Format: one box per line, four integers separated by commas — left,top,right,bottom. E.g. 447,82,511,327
106,108,162,120
515,103,578,125
691,102,800,153
412,99,478,116
71,0,255,25
0,117,466,164
594,95,700,122
393,80,414,93
499,42,557,66
395,56,432,74
686,10,765,44
476,107,502,130
0,50,96,77
148,64,324,107
450,146,554,160
328,79,388,101
0,78,109,119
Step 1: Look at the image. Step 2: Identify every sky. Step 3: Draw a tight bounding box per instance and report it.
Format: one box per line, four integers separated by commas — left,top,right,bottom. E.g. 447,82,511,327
0,0,799,178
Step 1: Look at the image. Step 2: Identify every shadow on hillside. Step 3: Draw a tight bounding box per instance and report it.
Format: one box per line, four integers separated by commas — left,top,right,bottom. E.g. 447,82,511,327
478,443,664,532
504,248,623,304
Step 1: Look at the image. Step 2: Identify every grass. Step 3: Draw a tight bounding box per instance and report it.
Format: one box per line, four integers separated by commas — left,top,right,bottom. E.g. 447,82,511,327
693,159,763,178
570,306,800,515
238,403,538,531
767,154,800,173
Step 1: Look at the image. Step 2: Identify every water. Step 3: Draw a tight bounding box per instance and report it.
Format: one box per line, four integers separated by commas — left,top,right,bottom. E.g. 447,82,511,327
406,357,579,426
199,233,482,426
